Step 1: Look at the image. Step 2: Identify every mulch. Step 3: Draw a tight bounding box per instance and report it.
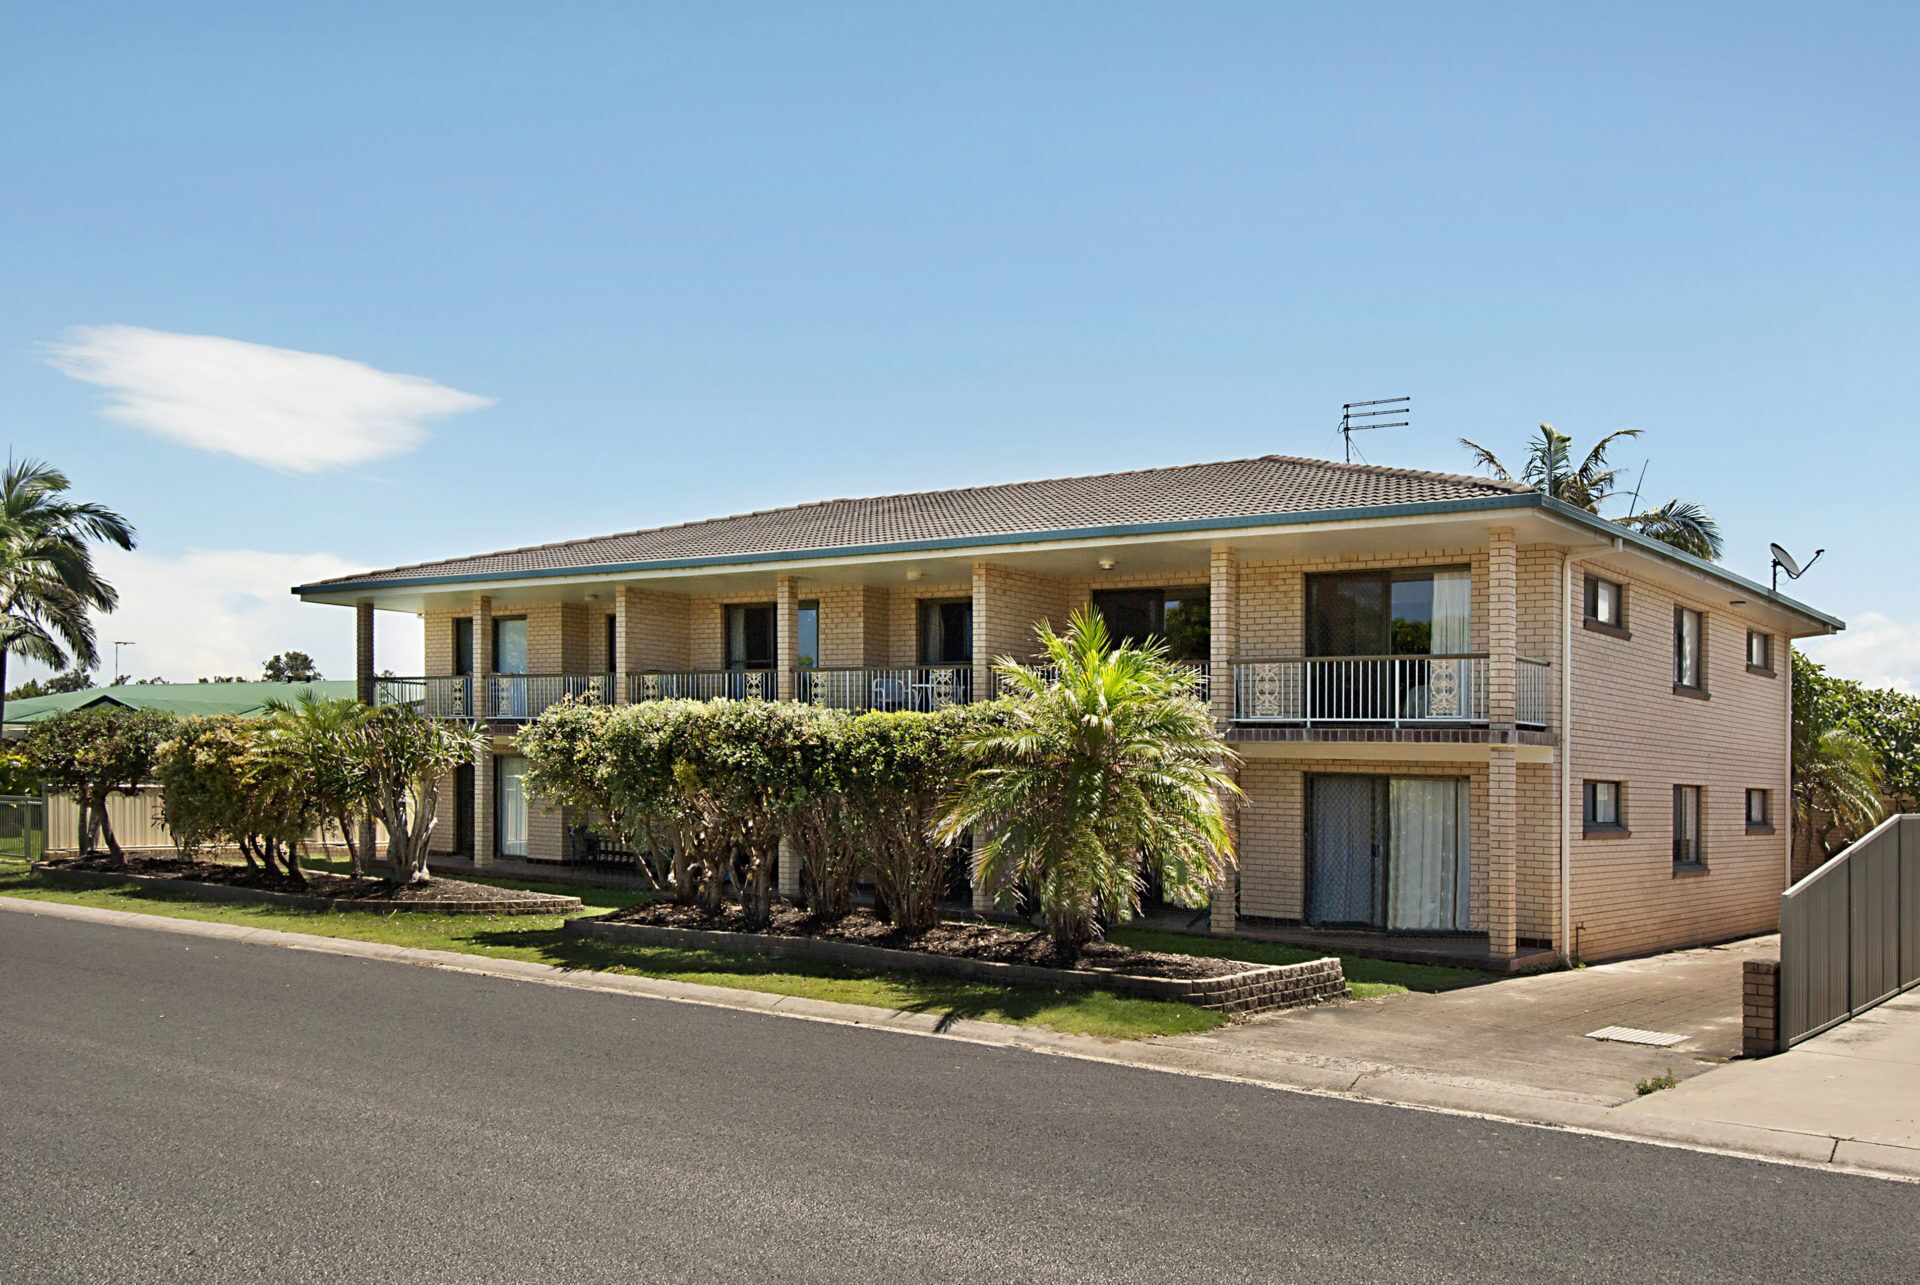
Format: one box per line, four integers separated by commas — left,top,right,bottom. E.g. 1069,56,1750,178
601,902,1258,981
44,855,577,909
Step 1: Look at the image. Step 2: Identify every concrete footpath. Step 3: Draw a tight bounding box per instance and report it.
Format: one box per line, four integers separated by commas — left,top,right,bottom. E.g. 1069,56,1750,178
3,895,1914,1184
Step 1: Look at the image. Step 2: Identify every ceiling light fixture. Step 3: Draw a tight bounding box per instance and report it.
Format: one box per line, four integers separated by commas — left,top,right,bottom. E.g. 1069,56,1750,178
1097,557,1116,571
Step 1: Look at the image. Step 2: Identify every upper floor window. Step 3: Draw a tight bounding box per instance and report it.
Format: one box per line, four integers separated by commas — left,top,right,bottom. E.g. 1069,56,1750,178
796,600,820,669
492,617,528,675
918,599,973,665
604,613,617,673
1746,629,1773,675
1746,788,1773,831
453,617,474,676
1674,607,1705,693
1091,586,1211,662
1307,568,1471,658
1673,784,1705,869
725,603,777,670
1583,574,1627,636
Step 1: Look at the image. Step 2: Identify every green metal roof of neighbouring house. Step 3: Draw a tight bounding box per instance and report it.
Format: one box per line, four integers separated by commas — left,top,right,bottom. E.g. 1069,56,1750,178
2,680,358,728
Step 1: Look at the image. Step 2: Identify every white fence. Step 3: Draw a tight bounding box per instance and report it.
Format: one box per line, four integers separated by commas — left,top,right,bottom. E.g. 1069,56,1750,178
46,787,386,854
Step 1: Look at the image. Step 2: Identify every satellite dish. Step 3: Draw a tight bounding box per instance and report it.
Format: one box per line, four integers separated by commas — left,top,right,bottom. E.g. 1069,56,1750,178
1769,542,1824,591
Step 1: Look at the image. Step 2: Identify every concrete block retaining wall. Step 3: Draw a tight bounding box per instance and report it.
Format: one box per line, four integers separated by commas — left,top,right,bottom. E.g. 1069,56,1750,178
32,864,581,917
564,915,1348,1014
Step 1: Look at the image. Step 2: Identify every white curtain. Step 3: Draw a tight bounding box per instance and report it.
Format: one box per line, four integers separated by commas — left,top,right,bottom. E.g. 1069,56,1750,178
1387,777,1471,931
1428,570,1472,717
498,757,529,858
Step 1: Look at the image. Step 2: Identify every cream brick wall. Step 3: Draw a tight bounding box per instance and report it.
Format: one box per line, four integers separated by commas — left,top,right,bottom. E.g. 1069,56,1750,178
1567,564,1790,961
976,563,1073,664
881,582,970,666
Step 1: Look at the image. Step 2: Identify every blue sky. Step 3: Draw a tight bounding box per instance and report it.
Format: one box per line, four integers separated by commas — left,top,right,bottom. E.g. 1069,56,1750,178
3,3,1915,686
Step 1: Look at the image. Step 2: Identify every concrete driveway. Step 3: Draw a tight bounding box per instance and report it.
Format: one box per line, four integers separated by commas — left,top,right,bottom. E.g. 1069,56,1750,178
1161,935,1776,1111
1616,988,1920,1175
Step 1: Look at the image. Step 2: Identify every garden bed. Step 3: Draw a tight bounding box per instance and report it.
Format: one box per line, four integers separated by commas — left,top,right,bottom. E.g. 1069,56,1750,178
566,904,1347,1014
32,856,583,916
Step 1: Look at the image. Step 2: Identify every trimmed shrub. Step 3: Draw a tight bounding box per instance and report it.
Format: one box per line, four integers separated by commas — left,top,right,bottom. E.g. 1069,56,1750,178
22,707,174,863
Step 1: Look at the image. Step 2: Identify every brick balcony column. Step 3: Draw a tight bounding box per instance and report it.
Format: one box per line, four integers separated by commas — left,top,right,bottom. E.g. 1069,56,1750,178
1208,544,1239,934
354,601,375,705
473,594,494,720
971,561,992,701
613,586,634,704
1487,746,1518,958
1488,526,1517,729
776,575,797,701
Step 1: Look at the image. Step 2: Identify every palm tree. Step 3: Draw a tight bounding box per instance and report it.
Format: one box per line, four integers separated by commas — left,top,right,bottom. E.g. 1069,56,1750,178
934,608,1238,950
263,692,375,875
1458,424,1723,560
0,458,137,731
1791,651,1886,865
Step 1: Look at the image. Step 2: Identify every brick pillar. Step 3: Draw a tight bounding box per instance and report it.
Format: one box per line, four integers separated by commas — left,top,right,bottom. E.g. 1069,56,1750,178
778,834,802,901
1487,746,1517,958
473,743,495,868
1209,544,1238,933
472,594,494,722
971,562,992,700
613,586,634,704
1488,526,1517,729
355,601,375,705
970,823,1000,915
1744,958,1782,1057
776,575,797,701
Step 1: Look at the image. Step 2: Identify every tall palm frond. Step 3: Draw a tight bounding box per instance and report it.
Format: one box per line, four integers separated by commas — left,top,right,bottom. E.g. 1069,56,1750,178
1620,499,1724,561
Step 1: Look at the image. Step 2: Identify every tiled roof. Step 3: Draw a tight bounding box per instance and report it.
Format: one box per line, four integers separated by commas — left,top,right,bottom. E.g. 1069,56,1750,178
303,454,1530,589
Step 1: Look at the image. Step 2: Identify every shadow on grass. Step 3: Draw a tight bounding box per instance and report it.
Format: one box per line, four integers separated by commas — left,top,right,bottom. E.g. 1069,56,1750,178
459,922,1120,1029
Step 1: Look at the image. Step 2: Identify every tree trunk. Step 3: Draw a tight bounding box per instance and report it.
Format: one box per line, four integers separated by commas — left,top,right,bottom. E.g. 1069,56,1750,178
96,792,125,866
335,810,361,876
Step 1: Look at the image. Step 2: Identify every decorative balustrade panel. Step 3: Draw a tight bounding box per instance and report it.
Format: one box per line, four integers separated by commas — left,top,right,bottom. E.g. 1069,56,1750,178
1233,656,1516,726
629,670,776,703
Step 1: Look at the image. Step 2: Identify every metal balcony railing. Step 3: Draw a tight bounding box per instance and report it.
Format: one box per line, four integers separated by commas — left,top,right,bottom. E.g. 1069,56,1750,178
795,665,976,712
1231,655,1551,729
628,669,777,703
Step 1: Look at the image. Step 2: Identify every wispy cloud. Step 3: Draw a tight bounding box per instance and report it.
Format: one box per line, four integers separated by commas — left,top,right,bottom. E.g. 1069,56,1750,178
46,325,492,473
9,547,424,685
1799,610,1920,694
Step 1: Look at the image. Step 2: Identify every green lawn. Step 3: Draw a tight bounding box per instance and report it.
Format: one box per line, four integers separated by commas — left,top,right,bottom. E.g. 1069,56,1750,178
0,858,1226,1039
1105,925,1489,999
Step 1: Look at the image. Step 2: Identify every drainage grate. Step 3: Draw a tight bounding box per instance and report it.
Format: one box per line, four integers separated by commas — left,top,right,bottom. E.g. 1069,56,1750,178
1585,1025,1686,1047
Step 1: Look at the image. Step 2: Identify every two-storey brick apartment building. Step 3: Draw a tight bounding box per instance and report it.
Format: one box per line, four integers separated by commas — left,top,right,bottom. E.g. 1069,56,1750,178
294,455,1841,965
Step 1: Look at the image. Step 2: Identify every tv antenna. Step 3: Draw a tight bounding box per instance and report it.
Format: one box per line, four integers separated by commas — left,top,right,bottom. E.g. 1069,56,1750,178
113,640,135,684
1339,397,1409,463
1769,543,1824,593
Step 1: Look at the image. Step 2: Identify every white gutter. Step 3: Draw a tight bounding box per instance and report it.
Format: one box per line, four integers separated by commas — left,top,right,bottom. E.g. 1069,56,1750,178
1561,537,1623,964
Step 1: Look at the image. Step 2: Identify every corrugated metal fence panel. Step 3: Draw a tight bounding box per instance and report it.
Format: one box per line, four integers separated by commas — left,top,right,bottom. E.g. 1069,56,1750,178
1779,814,1916,1048
46,789,388,854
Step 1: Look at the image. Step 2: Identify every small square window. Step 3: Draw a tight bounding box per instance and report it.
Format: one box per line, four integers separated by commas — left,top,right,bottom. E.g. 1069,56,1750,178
1747,630,1773,673
1746,788,1772,830
1674,608,1705,691
1584,780,1625,833
1584,575,1626,632
1673,785,1705,868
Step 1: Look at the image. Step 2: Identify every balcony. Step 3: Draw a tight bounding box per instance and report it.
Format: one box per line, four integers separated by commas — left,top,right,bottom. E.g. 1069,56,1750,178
629,670,777,703
797,665,977,712
373,675,615,722
1231,655,1550,730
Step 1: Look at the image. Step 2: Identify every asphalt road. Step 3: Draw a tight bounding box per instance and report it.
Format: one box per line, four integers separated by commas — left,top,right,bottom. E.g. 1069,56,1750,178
2,913,1912,1283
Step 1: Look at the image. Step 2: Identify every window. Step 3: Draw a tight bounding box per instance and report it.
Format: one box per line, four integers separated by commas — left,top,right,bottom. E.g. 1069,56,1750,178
1583,780,1626,833
452,617,474,676
1584,575,1627,634
1747,630,1773,675
1090,586,1212,662
725,603,777,670
605,613,617,673
1307,568,1472,657
1746,788,1773,831
1673,785,1705,868
796,600,819,669
918,600,973,665
492,617,528,675
1673,607,1705,693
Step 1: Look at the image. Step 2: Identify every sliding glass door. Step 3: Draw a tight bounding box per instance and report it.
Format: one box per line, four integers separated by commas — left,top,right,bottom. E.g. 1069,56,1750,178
1308,774,1471,932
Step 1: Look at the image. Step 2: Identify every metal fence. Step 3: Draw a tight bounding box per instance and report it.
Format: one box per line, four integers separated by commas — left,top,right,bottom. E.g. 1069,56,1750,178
1778,814,1919,1048
0,794,46,862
